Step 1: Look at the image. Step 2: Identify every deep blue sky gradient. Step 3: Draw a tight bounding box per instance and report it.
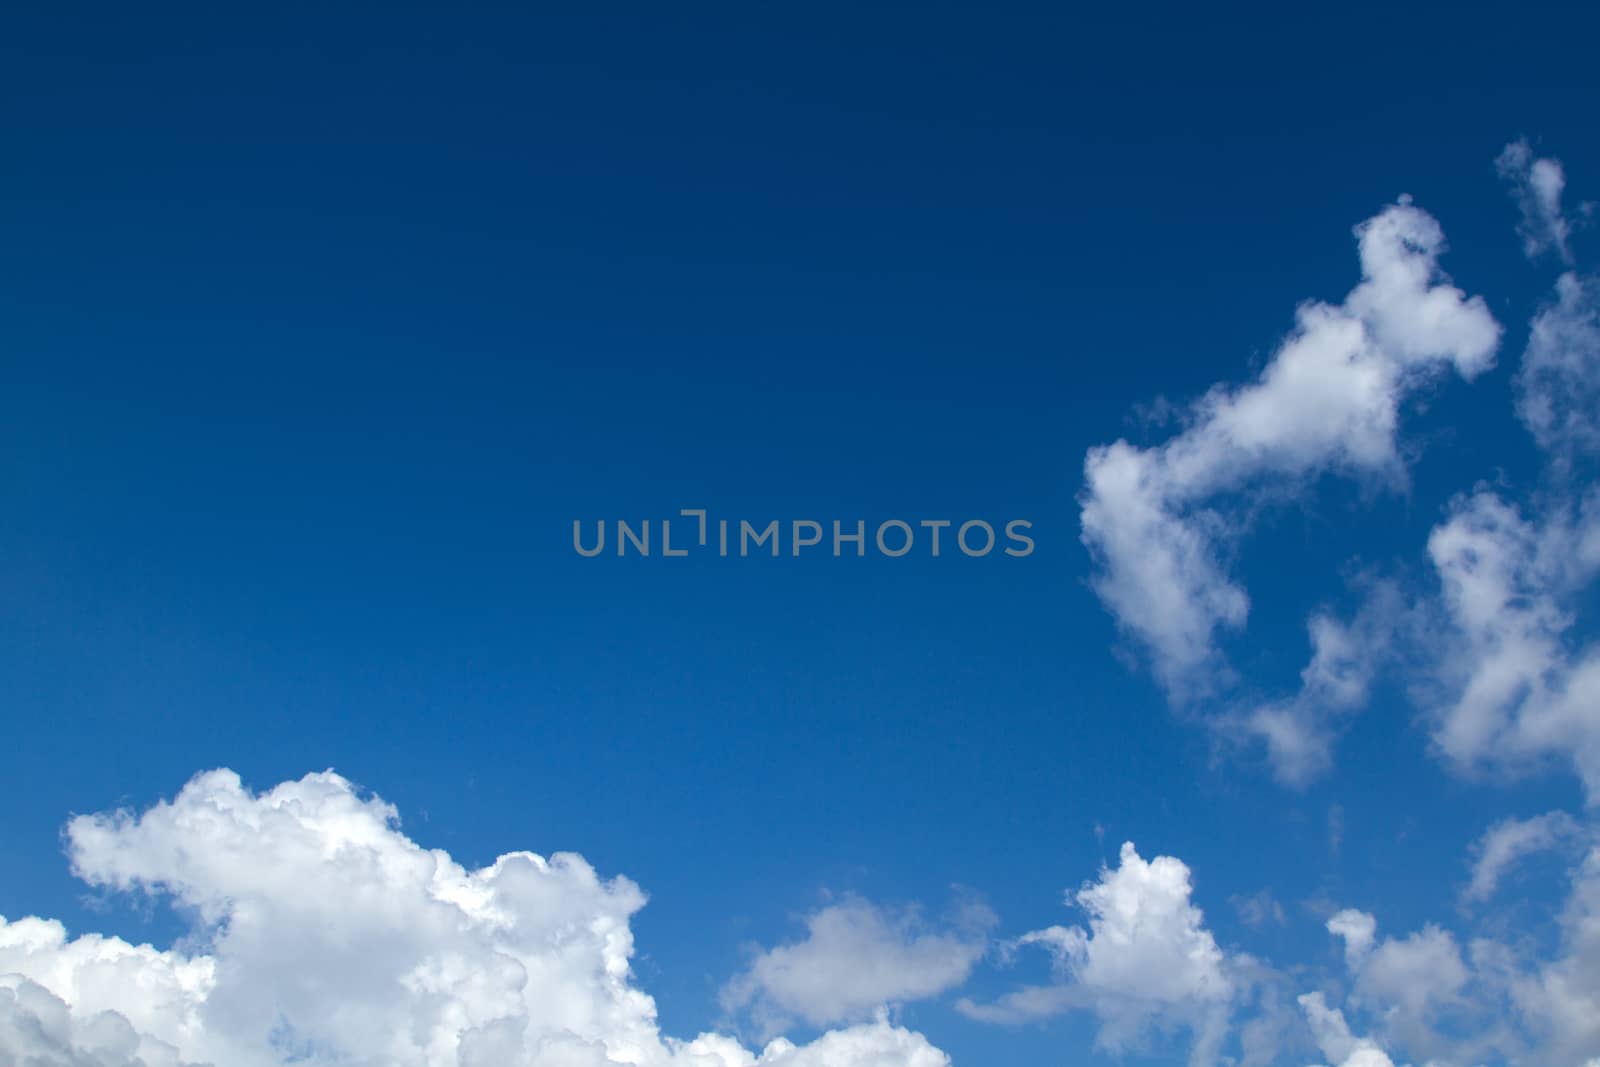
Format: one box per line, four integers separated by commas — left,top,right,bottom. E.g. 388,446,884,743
3,5,1599,1062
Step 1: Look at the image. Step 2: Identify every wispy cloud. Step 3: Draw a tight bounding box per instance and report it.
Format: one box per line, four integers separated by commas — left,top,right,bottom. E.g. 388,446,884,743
1498,138,1578,264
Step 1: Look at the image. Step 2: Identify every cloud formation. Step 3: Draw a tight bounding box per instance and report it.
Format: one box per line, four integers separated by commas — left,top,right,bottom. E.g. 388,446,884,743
1464,811,1582,904
1518,272,1600,462
0,973,203,1067
720,897,992,1036
1240,581,1403,787
1082,143,1600,799
958,842,1235,1065
1498,138,1576,264
1310,826,1600,1066
1298,992,1396,1067
1080,199,1499,703
1320,909,1480,1062
1512,841,1600,1061
9,770,1600,1066
1423,486,1600,795
0,769,949,1067
1507,142,1600,466
1413,143,1600,800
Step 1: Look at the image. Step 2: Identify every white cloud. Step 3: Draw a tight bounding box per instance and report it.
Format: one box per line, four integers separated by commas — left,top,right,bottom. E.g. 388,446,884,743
1464,811,1581,904
0,769,949,1067
0,974,202,1067
719,896,992,1035
1518,272,1600,462
1081,199,1499,699
1297,992,1396,1067
1323,910,1469,1060
1424,489,1600,797
1357,926,1468,1023
1326,910,1376,970
1416,144,1600,800
1083,146,1595,795
958,842,1235,1065
1510,842,1600,1060
723,1013,950,1067
1240,582,1402,786
1498,138,1575,264
1296,827,1600,1066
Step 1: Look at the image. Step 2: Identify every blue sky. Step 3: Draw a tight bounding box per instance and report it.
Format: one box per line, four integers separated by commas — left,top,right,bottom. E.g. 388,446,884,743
3,6,1600,1067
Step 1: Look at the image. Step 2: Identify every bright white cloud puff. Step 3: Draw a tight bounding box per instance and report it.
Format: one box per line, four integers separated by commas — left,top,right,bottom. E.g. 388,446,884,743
958,842,1236,1065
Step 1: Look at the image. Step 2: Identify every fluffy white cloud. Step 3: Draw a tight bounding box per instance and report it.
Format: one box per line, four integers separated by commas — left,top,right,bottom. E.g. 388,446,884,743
1293,821,1600,1066
1464,811,1581,904
1417,151,1600,800
1425,489,1600,797
1357,926,1469,1026
0,974,202,1067
1498,139,1575,264
1080,199,1499,699
731,1014,950,1067
958,842,1235,1065
0,769,948,1067
1326,910,1377,970
1081,148,1595,796
720,897,992,1036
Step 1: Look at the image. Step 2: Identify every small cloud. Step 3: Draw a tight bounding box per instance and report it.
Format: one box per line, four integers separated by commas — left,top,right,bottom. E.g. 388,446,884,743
720,893,994,1037
959,842,1237,1064
1498,138,1576,264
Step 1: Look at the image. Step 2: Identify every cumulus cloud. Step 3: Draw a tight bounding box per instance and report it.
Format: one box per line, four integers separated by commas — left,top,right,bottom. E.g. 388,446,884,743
734,1014,951,1067
0,974,203,1067
1080,199,1499,700
1323,909,1474,1060
1424,489,1600,796
958,842,1235,1065
1295,822,1600,1066
1356,926,1469,1026
0,769,949,1067
719,896,993,1036
1464,811,1582,904
1498,139,1576,264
